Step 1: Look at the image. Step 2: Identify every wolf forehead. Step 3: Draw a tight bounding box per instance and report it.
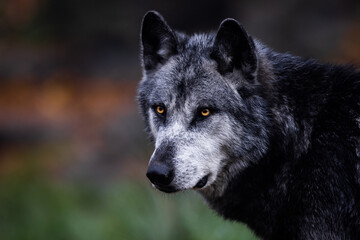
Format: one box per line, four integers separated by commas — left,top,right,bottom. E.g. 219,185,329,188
139,36,239,103
173,33,216,62
144,70,236,103
145,33,222,83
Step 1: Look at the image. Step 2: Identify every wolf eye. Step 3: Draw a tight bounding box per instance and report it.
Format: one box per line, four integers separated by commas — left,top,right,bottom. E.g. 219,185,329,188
156,106,165,115
200,108,210,117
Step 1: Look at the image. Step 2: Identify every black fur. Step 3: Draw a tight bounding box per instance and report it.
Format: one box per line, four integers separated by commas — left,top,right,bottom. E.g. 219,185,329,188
138,11,360,239
206,58,360,239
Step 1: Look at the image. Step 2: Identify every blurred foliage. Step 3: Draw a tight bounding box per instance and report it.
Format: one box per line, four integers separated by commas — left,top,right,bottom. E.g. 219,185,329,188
0,174,258,240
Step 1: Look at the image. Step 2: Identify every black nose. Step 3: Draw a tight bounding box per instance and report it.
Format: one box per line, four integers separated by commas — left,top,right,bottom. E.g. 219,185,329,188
146,164,174,186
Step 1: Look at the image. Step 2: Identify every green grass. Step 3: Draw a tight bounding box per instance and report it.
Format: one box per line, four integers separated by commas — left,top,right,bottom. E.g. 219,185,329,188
0,176,258,240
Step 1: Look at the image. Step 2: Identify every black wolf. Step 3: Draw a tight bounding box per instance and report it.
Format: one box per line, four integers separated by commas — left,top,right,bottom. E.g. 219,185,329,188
138,11,360,239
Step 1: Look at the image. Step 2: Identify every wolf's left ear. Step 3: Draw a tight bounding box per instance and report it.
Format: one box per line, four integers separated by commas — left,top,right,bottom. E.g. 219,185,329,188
141,11,178,71
211,19,258,82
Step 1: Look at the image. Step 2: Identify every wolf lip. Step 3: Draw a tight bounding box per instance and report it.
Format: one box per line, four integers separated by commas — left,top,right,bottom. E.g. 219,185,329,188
194,175,209,189
154,184,178,193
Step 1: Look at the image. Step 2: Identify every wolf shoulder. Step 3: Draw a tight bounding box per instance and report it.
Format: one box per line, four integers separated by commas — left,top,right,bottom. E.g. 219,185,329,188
266,50,360,142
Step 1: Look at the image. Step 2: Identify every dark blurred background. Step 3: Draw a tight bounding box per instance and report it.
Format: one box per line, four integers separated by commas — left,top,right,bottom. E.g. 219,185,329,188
0,0,359,239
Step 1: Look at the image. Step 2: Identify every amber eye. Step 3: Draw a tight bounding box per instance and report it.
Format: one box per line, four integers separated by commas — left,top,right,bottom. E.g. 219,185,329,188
156,106,165,115
200,108,210,117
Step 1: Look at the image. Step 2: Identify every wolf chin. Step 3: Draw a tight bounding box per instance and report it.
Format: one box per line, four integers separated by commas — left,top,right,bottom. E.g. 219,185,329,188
137,11,360,239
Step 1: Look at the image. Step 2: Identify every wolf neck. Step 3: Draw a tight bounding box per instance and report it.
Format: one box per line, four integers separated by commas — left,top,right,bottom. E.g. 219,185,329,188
199,45,331,236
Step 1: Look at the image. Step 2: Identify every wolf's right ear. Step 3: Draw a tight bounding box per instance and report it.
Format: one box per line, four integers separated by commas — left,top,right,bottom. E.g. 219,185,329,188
141,11,178,71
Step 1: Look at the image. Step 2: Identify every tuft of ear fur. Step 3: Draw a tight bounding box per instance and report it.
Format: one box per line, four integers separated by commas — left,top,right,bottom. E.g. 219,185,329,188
211,19,258,82
141,11,178,71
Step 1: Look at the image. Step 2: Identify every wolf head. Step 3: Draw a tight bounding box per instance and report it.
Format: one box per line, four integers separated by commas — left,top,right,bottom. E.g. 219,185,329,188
138,11,270,196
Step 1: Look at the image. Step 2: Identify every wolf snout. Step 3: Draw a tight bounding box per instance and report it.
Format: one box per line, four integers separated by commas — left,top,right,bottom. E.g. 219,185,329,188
147,144,175,187
146,163,174,186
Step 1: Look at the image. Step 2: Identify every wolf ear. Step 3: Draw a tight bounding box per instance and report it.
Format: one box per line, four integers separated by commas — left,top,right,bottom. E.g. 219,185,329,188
211,19,258,82
141,11,178,71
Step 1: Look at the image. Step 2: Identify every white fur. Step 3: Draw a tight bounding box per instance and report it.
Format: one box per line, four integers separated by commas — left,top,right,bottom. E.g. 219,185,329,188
152,113,234,191
148,110,158,139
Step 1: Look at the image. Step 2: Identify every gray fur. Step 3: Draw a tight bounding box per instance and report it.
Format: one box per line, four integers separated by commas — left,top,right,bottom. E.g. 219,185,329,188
138,11,360,240
138,11,270,197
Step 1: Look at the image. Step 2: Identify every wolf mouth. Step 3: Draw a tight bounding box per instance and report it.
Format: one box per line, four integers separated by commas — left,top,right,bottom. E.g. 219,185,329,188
153,184,179,193
194,174,209,189
153,174,210,193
